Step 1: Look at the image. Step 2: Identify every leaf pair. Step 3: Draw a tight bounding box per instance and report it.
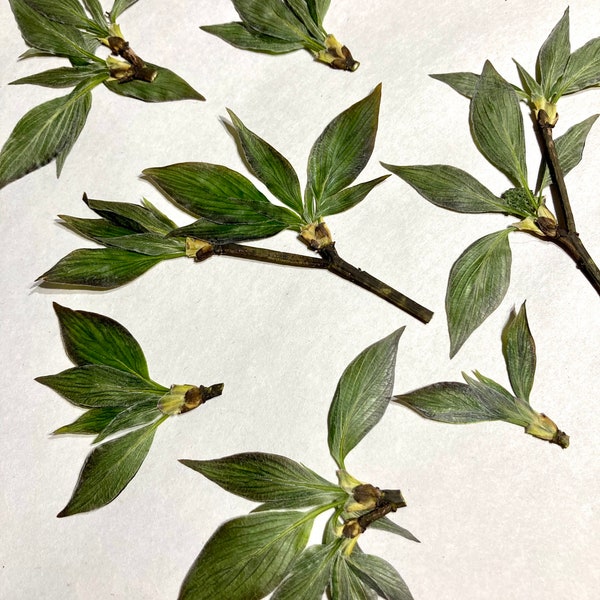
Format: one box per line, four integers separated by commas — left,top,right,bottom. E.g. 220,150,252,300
178,329,417,599
395,304,569,448
202,0,359,70
36,303,223,516
1,0,203,190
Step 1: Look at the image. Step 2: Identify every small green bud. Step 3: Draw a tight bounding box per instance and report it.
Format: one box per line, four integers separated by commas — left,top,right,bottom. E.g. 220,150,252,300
501,187,536,215
525,412,569,448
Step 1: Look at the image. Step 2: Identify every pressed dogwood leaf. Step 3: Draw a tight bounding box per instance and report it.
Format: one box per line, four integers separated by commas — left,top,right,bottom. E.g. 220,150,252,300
502,303,536,402
110,0,140,22
513,61,543,100
201,22,305,53
179,511,312,600
53,406,123,436
328,328,403,469
429,71,479,99
347,553,414,600
25,0,91,28
283,0,325,41
316,175,389,218
99,233,185,256
10,64,107,88
331,553,377,600
369,517,420,543
537,7,570,98
57,420,161,517
446,230,512,357
81,0,106,28
93,400,162,443
170,219,288,243
470,61,528,188
559,37,600,96
306,0,330,27
383,163,509,214
59,216,136,242
180,452,343,510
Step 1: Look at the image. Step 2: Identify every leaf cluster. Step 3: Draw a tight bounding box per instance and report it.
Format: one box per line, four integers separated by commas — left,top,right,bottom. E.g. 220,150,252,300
178,329,418,600
36,303,223,516
1,0,203,190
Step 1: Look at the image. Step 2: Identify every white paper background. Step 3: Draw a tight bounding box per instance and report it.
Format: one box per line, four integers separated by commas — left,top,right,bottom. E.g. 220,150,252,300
1,1,599,598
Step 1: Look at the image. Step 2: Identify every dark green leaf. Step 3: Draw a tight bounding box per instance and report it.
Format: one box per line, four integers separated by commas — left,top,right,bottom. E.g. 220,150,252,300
272,543,337,600
81,0,106,29
25,0,90,28
100,233,185,256
179,511,312,600
537,8,570,98
502,303,536,402
9,0,92,60
328,328,403,469
201,22,305,54
306,0,330,28
283,0,325,41
470,61,528,187
180,452,343,510
317,176,389,218
53,407,123,435
39,247,169,289
36,365,166,408
446,230,512,357
94,400,162,443
383,164,508,214
109,0,140,22
104,63,205,102
10,64,107,88
52,303,151,377
331,554,377,600
231,0,312,44
347,553,414,600
57,420,160,516
170,219,287,243
228,109,304,216
559,37,600,95
307,84,381,212
539,115,599,191
369,517,420,543
141,197,178,229
430,71,479,99
59,215,136,242
0,79,97,189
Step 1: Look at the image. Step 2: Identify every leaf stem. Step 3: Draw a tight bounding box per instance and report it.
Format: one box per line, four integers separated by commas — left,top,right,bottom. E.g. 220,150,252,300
536,110,600,294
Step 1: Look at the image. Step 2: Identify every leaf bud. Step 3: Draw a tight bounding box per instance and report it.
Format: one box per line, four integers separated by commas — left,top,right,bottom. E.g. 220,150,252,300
159,383,224,415
299,221,333,250
345,483,382,512
525,412,569,448
315,34,359,71
186,238,214,261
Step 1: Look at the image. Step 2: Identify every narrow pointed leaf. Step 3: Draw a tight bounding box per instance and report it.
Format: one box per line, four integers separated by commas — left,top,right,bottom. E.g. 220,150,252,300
53,407,123,435
331,554,377,600
25,0,89,28
283,0,325,41
104,64,205,102
537,8,570,98
110,0,140,22
446,230,512,357
81,0,106,29
201,22,305,54
317,175,389,218
59,216,136,242
57,421,159,516
52,303,150,377
307,84,381,207
141,198,178,229
502,303,536,402
179,511,312,600
228,109,304,215
306,0,330,28
539,115,598,191
39,247,168,289
36,365,166,408
94,401,162,443
513,60,543,100
328,328,403,468
180,452,343,510
369,517,420,543
170,219,287,243
272,544,337,600
470,61,527,187
383,163,508,213
559,37,600,95
430,71,479,99
10,64,107,88
100,233,185,256
347,553,414,600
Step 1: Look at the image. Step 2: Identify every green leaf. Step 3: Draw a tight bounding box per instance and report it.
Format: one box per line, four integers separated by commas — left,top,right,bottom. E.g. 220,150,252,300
141,197,178,229
537,8,570,98
59,215,139,242
283,0,325,41
9,0,92,60
538,115,599,191
52,303,151,378
104,63,205,102
170,219,288,243
368,517,420,543
328,328,403,469
430,71,479,99
39,247,169,289
81,0,106,29
57,420,160,516
231,0,312,44
100,233,185,256
347,553,414,600
306,0,330,28
382,164,509,214
94,400,162,443
559,37,600,95
470,61,528,187
10,64,107,88
228,109,304,216
53,407,123,435
201,22,305,54
0,79,97,189
109,0,140,22
502,303,536,402
180,452,344,510
317,175,389,218
36,365,166,408
143,163,297,226
446,230,512,357
25,0,90,28
179,511,312,600
272,543,337,600
306,84,381,213
513,60,544,101
331,554,377,600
